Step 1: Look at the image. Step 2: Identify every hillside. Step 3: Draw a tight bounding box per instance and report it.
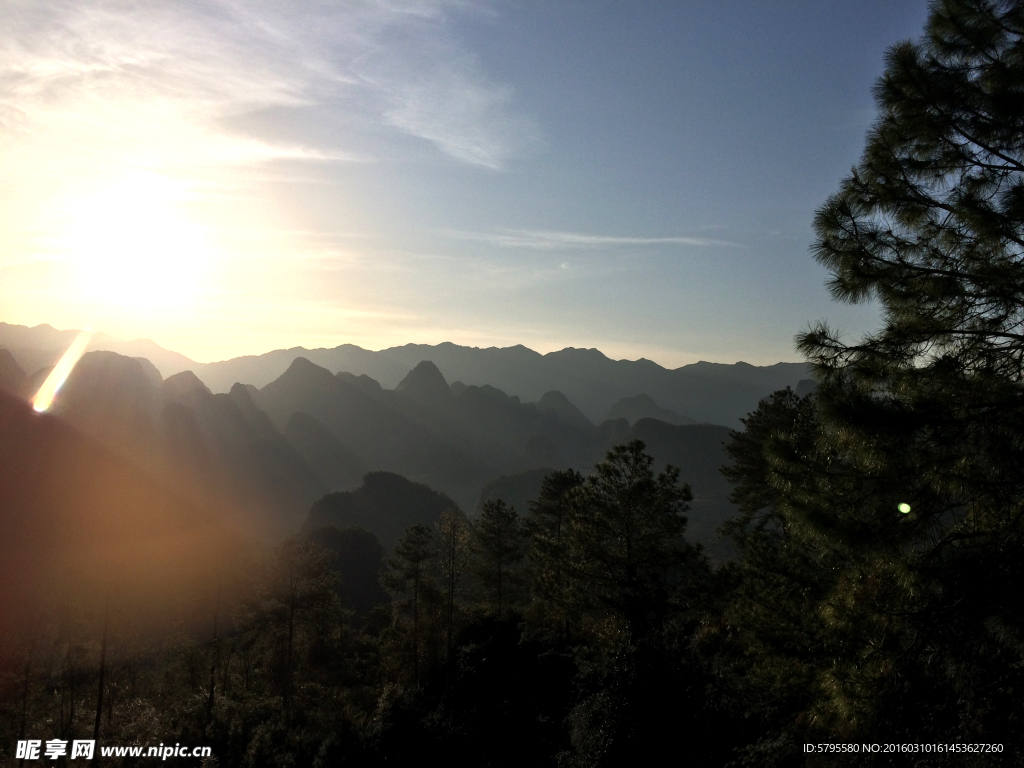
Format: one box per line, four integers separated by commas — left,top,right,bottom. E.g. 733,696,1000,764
0,389,235,637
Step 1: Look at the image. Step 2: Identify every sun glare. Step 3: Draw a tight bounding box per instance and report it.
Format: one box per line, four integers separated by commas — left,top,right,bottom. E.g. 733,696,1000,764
66,173,211,310
31,329,93,413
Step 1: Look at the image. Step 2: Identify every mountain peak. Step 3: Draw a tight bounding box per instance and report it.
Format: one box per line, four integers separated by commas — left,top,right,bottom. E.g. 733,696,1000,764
282,356,335,383
395,360,452,404
537,390,593,430
163,371,210,401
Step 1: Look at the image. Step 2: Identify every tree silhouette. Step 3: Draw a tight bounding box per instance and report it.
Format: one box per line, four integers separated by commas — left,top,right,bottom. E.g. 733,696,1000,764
718,0,1024,753
565,440,695,641
471,500,527,619
435,509,470,661
381,524,437,682
527,469,584,644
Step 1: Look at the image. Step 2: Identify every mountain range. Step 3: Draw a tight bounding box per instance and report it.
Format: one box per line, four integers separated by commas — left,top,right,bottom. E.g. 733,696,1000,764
1,322,810,427
1,322,814,558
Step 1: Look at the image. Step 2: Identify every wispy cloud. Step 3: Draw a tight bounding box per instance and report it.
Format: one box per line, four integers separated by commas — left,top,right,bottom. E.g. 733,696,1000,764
440,228,743,249
0,0,537,188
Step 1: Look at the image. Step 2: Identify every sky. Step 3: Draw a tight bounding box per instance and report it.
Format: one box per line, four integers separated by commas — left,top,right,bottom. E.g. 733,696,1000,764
0,0,932,366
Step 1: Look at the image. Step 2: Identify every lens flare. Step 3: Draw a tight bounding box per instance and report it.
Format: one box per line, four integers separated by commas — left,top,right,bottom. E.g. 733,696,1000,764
32,329,93,413
898,502,911,514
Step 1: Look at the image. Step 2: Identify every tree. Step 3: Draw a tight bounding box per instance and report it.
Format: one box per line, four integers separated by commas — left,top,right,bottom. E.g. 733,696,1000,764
381,524,437,682
716,389,841,760
527,469,584,643
434,509,470,661
471,500,527,619
722,0,1024,752
557,441,712,768
565,440,697,641
248,539,344,717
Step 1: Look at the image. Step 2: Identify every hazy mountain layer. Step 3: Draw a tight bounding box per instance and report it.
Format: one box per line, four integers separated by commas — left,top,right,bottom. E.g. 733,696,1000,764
604,393,695,425
305,471,462,552
0,322,196,379
2,322,808,428
3,342,757,553
195,341,807,427
43,350,327,538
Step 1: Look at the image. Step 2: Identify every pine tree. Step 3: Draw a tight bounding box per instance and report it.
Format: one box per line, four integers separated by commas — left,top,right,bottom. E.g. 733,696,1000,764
381,524,438,682
558,441,711,768
471,499,527,619
434,509,470,661
527,469,584,643
722,0,1024,752
565,440,696,641
248,539,345,717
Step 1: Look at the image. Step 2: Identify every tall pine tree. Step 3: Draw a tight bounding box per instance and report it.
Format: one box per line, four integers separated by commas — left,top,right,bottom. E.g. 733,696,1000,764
722,0,1024,756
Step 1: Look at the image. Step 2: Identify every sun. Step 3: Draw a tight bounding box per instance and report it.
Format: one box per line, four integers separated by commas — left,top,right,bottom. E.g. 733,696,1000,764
66,172,211,310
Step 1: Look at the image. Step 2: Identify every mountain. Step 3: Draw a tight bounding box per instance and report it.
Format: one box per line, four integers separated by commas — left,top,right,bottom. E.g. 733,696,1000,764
39,350,327,538
257,357,490,507
2,329,776,552
185,341,806,428
0,322,197,379
284,411,368,492
305,471,462,551
0,389,234,637
2,323,809,427
604,393,695,425
537,390,594,431
197,344,409,395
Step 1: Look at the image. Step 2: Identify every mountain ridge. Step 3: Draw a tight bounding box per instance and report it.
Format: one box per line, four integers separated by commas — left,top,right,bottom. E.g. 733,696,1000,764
2,321,809,427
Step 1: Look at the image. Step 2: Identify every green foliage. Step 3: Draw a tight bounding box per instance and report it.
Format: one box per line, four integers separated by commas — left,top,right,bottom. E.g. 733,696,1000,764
380,524,440,684
564,440,697,641
705,2,1024,758
471,499,528,619
526,469,585,643
435,509,471,660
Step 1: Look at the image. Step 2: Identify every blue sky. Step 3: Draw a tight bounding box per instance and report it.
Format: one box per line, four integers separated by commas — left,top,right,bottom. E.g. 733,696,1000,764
0,0,931,365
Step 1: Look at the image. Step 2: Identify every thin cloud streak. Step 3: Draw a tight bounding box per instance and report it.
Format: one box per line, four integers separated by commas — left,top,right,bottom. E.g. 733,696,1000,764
440,228,744,249
0,0,536,179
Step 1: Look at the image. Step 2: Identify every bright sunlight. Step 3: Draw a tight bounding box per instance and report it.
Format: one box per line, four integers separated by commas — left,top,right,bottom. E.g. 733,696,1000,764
66,172,211,310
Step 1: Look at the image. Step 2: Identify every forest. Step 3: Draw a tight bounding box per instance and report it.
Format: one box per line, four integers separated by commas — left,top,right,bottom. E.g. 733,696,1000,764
4,0,1024,765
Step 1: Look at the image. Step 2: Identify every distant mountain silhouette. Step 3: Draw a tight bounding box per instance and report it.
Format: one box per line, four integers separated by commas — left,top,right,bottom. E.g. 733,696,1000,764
284,411,368,492
258,357,489,507
3,323,809,427
537,390,593,431
395,360,455,406
0,322,196,379
185,340,807,428
305,471,462,551
2,331,788,553
604,393,695,425
41,350,326,537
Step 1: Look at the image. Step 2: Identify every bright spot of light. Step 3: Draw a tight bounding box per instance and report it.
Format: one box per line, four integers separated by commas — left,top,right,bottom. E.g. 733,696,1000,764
898,502,911,514
32,329,93,413
65,172,211,309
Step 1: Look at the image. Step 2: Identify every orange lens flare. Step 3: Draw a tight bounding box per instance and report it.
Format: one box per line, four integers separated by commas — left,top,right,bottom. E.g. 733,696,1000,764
32,329,93,412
